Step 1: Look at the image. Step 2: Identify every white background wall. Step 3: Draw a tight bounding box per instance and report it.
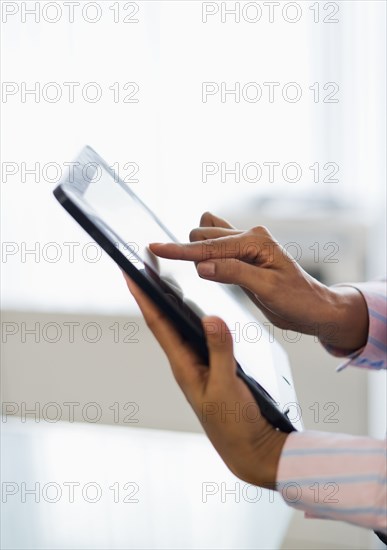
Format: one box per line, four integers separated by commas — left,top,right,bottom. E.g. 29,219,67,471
1,2,386,549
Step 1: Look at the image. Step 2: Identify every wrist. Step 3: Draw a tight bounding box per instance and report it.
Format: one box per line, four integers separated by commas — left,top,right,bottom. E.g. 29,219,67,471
319,286,369,352
257,430,289,489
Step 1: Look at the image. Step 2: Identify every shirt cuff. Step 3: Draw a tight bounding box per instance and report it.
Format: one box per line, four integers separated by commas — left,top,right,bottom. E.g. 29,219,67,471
321,280,387,371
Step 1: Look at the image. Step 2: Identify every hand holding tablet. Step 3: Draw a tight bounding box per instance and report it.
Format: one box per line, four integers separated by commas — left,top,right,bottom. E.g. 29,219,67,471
125,274,288,488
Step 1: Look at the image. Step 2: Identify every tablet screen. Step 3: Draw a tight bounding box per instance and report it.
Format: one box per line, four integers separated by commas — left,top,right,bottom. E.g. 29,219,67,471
60,148,287,406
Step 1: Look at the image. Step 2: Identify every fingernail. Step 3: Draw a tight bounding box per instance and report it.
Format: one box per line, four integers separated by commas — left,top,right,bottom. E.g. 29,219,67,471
198,262,215,277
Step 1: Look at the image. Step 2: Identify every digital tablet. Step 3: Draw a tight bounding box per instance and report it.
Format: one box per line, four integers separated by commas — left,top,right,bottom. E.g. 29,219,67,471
53,146,298,433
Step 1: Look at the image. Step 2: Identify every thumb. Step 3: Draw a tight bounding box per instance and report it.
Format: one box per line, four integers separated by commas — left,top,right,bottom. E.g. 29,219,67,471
202,316,236,383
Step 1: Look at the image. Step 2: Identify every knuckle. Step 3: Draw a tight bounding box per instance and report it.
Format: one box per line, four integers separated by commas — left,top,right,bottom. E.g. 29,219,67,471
200,211,214,226
145,318,156,331
251,224,270,236
202,238,217,254
145,313,163,332
171,367,185,388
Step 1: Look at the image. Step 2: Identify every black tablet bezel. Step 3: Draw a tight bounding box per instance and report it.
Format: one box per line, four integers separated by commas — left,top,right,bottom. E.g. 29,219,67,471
53,146,296,433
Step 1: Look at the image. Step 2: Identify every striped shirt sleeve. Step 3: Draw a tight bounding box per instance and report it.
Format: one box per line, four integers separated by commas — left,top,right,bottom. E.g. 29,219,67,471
276,431,387,533
277,280,387,532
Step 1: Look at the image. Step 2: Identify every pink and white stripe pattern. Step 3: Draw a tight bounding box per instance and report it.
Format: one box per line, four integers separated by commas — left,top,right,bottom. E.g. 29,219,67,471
277,280,387,534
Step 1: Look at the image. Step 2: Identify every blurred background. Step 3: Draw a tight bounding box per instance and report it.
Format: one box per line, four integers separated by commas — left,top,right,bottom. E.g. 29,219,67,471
1,1,386,549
